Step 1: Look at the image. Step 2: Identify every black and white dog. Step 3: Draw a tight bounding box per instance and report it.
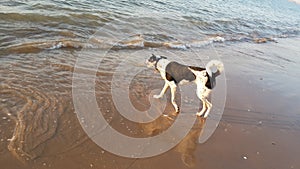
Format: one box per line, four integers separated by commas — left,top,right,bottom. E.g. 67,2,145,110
146,54,224,118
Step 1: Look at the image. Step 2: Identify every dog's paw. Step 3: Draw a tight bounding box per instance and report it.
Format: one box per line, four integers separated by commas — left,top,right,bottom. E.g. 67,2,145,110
196,112,204,117
153,95,162,99
203,113,209,118
175,107,180,113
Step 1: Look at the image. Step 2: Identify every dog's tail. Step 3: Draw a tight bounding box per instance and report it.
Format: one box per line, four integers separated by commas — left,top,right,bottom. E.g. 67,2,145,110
205,60,224,77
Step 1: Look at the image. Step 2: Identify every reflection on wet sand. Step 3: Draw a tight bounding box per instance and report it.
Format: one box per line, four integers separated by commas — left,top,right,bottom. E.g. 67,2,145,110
140,111,206,168
175,118,206,168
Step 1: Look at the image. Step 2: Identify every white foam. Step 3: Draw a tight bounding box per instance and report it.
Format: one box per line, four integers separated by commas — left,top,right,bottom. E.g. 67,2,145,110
49,42,63,50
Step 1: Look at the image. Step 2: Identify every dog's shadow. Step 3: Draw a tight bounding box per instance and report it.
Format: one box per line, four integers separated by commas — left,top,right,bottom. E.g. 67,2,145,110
175,118,206,168
140,113,206,168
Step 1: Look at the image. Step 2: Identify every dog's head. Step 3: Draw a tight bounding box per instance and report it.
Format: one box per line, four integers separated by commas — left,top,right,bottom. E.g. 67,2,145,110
145,54,166,68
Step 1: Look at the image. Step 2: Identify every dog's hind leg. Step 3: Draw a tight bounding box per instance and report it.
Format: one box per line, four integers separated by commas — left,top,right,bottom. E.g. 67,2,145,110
153,81,169,99
195,79,207,117
196,98,206,117
170,82,179,112
203,99,212,118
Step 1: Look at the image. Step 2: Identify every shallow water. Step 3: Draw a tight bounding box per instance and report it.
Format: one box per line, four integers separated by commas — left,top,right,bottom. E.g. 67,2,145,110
1,0,300,53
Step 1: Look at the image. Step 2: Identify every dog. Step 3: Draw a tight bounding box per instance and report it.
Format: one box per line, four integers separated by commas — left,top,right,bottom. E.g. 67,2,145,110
146,54,224,118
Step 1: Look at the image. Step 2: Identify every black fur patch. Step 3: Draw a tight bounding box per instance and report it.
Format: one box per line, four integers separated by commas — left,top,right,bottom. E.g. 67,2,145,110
164,62,215,89
189,66,215,89
165,62,196,84
166,72,174,81
205,73,213,89
188,66,205,72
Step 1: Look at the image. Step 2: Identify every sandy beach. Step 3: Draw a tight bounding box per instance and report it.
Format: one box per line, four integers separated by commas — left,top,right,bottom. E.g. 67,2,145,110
1,37,299,169
1,1,300,168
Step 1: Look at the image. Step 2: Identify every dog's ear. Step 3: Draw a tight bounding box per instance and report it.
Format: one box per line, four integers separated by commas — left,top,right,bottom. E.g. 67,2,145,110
148,54,156,62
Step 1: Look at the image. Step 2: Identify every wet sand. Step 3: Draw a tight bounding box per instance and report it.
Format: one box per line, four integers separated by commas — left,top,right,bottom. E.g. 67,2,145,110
1,38,300,169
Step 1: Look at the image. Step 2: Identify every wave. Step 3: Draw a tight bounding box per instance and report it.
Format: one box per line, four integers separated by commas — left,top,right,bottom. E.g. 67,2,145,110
1,36,225,54
1,33,284,55
1,40,87,54
0,12,108,25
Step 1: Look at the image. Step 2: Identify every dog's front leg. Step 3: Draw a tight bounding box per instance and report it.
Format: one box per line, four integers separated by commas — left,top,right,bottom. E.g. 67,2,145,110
153,81,169,99
170,83,179,112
